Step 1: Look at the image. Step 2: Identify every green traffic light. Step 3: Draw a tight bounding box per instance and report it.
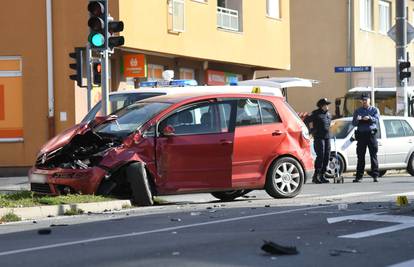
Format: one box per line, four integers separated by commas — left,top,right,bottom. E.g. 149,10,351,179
89,33,105,47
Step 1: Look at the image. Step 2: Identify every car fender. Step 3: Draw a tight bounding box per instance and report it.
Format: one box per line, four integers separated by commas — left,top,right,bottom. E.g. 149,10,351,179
404,147,414,164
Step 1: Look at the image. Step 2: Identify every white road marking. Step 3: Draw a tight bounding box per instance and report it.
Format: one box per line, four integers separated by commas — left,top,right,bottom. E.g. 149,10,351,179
389,258,414,267
0,205,330,257
327,212,414,238
319,192,381,199
387,191,414,197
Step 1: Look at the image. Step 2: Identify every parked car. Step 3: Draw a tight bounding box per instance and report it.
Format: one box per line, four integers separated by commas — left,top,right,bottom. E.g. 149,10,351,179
325,116,414,178
29,93,314,205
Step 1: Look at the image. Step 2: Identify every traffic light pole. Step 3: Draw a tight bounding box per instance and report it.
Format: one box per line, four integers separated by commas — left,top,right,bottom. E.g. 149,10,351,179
396,0,408,116
86,44,92,111
101,49,110,116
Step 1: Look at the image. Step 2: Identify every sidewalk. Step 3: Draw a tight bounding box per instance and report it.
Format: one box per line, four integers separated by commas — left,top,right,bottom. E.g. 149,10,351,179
0,176,29,193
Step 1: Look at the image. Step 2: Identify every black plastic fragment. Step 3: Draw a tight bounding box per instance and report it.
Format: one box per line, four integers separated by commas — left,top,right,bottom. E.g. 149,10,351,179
261,240,298,255
38,228,52,235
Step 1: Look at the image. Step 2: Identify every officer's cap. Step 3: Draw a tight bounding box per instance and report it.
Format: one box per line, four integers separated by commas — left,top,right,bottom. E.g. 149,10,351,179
316,98,331,107
361,93,370,100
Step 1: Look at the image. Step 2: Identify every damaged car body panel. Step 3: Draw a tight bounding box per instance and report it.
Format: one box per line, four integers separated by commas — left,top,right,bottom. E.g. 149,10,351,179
30,93,314,204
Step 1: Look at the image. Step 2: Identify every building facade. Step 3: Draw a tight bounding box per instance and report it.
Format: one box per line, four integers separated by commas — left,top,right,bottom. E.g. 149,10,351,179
258,0,414,113
0,0,290,170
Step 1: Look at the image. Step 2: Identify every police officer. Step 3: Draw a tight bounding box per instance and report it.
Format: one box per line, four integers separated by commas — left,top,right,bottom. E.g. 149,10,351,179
352,93,380,183
305,98,332,184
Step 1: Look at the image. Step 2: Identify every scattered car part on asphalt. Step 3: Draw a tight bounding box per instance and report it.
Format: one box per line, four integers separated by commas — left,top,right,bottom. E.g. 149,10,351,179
37,228,52,235
261,240,299,255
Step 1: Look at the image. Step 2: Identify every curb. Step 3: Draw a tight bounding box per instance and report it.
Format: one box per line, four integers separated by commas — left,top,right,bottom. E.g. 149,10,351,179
0,200,132,220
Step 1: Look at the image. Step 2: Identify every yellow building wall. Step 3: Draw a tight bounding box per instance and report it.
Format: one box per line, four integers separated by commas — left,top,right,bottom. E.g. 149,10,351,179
258,0,349,113
354,0,414,67
120,0,290,70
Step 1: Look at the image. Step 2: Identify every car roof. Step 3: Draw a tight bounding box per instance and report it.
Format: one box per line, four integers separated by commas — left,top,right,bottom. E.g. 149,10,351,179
138,92,282,104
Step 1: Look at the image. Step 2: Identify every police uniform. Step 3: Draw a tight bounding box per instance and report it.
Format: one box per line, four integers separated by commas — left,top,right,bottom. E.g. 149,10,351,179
352,94,380,182
305,98,332,183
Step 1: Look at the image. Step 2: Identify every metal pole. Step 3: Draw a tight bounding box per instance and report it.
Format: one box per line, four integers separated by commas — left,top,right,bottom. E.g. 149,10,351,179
396,0,408,116
86,43,92,111
101,50,110,116
371,67,375,106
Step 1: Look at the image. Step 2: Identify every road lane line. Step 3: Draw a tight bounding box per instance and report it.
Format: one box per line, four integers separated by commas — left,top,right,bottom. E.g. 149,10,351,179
389,259,414,267
319,192,381,199
0,205,330,257
387,191,414,197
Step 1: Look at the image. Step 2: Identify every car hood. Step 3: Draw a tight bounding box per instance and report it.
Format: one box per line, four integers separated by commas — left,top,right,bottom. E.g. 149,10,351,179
38,123,90,155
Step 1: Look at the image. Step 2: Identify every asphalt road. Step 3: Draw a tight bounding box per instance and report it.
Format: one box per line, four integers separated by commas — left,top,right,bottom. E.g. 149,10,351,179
1,174,414,267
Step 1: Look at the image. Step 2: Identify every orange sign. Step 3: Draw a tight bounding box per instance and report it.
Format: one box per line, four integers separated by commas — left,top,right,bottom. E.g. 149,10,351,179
123,54,147,78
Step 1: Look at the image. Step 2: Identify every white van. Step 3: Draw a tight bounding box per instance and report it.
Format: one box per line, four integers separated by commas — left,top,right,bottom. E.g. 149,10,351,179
81,77,316,123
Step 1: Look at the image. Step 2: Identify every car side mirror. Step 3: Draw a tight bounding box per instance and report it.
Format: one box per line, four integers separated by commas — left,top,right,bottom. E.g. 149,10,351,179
162,125,176,137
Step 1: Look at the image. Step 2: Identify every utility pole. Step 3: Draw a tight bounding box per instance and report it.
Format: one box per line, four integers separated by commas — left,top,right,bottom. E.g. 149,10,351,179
396,0,408,116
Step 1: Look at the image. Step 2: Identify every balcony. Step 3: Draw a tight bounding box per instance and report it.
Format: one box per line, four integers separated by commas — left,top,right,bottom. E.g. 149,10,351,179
217,6,239,32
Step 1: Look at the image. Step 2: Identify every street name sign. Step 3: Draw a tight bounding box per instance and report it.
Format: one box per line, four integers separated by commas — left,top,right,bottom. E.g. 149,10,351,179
334,66,372,73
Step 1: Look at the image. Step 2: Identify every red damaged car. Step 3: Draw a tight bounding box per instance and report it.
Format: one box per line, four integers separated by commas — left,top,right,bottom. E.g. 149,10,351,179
29,93,314,205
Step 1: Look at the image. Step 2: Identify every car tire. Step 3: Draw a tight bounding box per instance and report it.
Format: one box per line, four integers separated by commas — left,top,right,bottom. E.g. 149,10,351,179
211,190,250,201
265,157,304,199
407,153,414,176
125,162,154,206
325,153,345,178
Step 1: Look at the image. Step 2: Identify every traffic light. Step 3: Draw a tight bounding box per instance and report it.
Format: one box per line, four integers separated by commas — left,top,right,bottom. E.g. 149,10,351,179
88,1,107,51
93,62,102,85
69,47,84,87
108,19,124,50
399,60,411,81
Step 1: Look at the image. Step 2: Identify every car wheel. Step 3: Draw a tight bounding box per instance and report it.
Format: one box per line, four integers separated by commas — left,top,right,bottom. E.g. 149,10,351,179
126,162,154,206
325,153,345,178
265,157,304,199
211,190,251,201
407,153,414,176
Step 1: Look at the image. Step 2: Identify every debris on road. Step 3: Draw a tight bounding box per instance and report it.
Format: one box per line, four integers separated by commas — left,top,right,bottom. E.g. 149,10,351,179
38,228,52,235
50,224,68,227
329,248,359,256
265,205,270,208
261,240,299,255
190,212,201,216
170,218,182,222
338,204,348,210
172,252,180,256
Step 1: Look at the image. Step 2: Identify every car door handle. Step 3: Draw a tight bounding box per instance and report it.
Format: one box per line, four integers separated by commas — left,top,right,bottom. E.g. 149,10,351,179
409,139,413,143
220,140,233,145
272,130,284,136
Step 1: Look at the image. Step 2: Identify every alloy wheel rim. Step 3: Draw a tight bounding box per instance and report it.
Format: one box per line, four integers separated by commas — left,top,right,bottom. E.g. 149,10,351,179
274,162,300,194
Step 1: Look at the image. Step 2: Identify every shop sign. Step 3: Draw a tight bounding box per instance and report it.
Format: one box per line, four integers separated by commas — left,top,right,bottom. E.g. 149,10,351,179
123,54,147,78
206,70,226,85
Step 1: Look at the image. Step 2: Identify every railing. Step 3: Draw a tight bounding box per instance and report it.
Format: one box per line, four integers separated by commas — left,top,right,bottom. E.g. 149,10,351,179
217,6,239,32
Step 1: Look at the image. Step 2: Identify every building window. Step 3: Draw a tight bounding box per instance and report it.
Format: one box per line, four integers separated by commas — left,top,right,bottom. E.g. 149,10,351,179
169,0,185,32
360,0,373,31
217,0,242,32
148,64,164,81
379,1,391,34
266,0,280,19
179,68,195,80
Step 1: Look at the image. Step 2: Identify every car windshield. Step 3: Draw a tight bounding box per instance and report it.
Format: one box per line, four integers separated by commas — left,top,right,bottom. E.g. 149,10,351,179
81,92,165,123
94,102,171,138
330,120,354,139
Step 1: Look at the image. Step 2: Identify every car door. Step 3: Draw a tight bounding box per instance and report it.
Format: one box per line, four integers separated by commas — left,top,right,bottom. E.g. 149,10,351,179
155,100,234,192
382,119,412,168
232,98,285,187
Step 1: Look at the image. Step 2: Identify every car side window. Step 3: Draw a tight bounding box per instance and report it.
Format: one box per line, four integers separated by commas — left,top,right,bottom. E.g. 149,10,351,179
401,120,414,136
236,99,261,126
259,100,281,123
384,120,406,138
159,102,231,136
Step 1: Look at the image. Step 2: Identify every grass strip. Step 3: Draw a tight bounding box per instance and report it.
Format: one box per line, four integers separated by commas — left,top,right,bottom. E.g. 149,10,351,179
0,191,114,208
